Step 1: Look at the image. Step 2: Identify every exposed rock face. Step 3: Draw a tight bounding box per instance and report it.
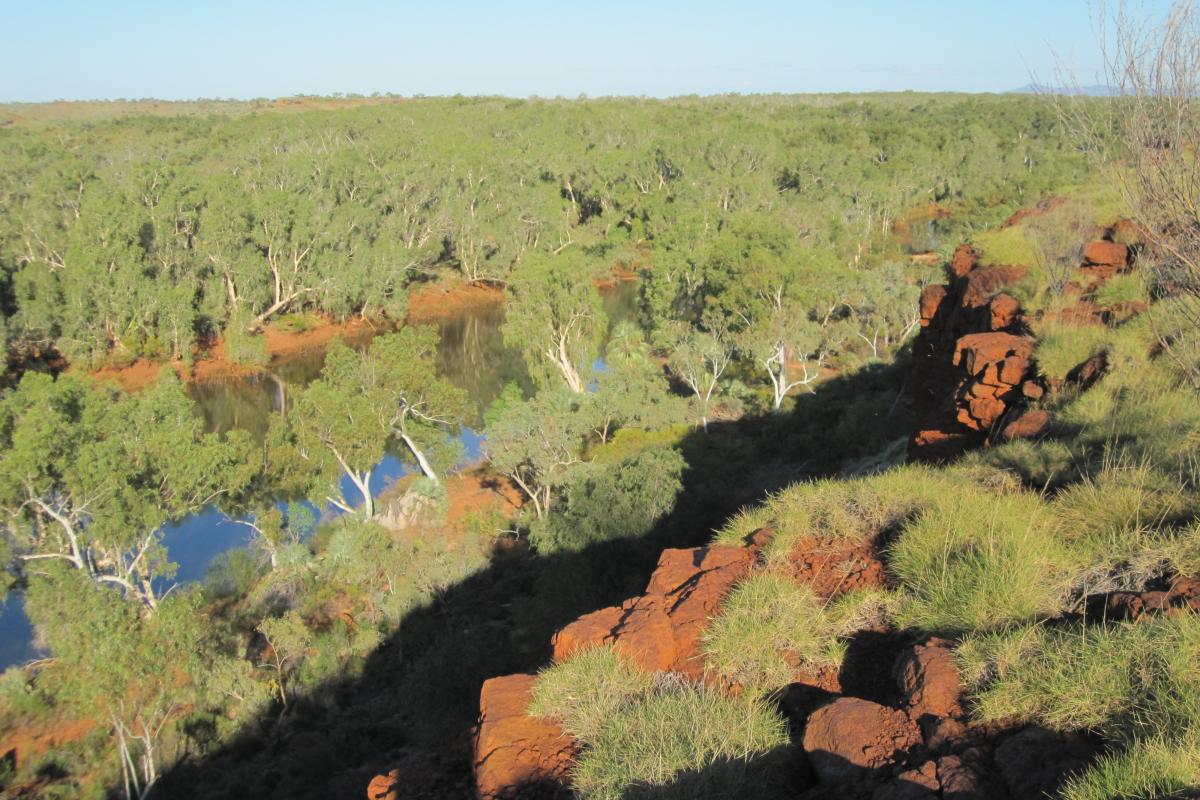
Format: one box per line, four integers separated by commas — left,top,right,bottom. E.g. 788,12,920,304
909,246,1035,462
894,640,963,720
473,675,575,800
551,544,755,677
783,537,889,598
1082,240,1131,273
802,698,922,783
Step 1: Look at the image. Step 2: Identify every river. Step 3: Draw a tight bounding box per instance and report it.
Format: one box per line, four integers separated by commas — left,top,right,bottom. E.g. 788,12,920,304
0,282,639,670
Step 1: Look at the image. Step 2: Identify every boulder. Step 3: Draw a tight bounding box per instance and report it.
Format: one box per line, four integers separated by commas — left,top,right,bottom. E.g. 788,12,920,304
993,727,1097,799
894,640,963,720
999,409,1051,442
550,545,755,678
550,606,623,662
953,333,1034,376
803,698,922,783
784,538,888,598
936,752,1002,800
607,545,755,677
1083,240,1130,269
959,265,1027,309
871,760,940,800
919,285,948,327
987,293,1021,331
474,675,575,800
950,245,979,278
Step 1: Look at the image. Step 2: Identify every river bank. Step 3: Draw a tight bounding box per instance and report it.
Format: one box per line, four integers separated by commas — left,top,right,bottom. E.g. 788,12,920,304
82,280,508,393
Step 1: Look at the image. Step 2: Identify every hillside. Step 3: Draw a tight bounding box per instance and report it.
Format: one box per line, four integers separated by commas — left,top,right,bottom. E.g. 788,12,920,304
458,214,1200,799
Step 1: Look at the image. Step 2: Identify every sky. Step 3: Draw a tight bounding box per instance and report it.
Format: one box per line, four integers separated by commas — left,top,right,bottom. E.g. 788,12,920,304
0,0,1176,102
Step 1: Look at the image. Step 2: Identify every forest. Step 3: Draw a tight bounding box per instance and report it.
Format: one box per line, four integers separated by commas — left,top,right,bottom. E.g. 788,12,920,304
1,80,1197,800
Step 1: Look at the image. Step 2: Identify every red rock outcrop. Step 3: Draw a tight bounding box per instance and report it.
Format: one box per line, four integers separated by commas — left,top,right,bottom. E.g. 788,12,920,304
473,675,575,800
802,697,922,782
909,245,1035,462
551,544,755,677
1081,239,1131,278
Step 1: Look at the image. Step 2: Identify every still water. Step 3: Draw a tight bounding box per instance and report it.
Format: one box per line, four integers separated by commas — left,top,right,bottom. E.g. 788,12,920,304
0,282,638,669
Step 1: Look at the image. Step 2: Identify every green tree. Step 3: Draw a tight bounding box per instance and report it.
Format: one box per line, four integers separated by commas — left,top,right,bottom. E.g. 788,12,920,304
484,389,592,519
663,316,734,431
590,321,686,440
531,446,685,554
25,570,210,799
290,329,467,517
0,373,258,611
503,250,607,393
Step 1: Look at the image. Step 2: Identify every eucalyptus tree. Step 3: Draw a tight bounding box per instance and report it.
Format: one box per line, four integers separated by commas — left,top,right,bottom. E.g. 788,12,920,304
663,316,735,432
845,264,924,359
589,321,687,441
0,372,259,611
483,388,593,519
503,249,608,393
25,572,210,800
289,328,468,517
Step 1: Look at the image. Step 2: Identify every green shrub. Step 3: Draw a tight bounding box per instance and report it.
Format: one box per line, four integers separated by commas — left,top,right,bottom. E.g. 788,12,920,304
890,492,1072,633
571,678,789,800
529,645,655,741
531,446,685,554
702,574,842,694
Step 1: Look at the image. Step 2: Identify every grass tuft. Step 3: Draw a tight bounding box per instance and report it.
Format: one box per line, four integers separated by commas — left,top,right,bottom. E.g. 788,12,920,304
571,677,789,800
889,492,1072,634
529,645,655,742
701,574,841,694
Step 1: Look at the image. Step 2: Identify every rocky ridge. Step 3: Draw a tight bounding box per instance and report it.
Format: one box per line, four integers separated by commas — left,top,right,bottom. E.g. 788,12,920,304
367,218,1156,799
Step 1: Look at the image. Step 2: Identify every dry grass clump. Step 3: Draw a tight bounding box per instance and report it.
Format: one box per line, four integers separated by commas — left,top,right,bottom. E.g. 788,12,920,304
1032,320,1115,382
700,573,899,696
714,464,1017,567
530,650,789,800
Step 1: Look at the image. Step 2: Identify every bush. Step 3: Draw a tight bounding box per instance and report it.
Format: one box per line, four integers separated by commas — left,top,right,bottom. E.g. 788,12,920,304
1033,321,1114,382
570,677,789,800
531,446,685,554
889,491,1072,633
1093,273,1147,307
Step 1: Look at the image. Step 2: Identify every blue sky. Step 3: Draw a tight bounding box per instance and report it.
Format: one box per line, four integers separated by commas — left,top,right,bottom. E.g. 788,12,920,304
0,1,1175,101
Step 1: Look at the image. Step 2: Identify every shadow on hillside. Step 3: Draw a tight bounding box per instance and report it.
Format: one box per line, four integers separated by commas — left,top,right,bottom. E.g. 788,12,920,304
154,358,913,800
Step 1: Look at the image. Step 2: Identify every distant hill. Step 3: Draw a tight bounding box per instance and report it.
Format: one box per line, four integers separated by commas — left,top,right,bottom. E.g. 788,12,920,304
1009,83,1118,96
